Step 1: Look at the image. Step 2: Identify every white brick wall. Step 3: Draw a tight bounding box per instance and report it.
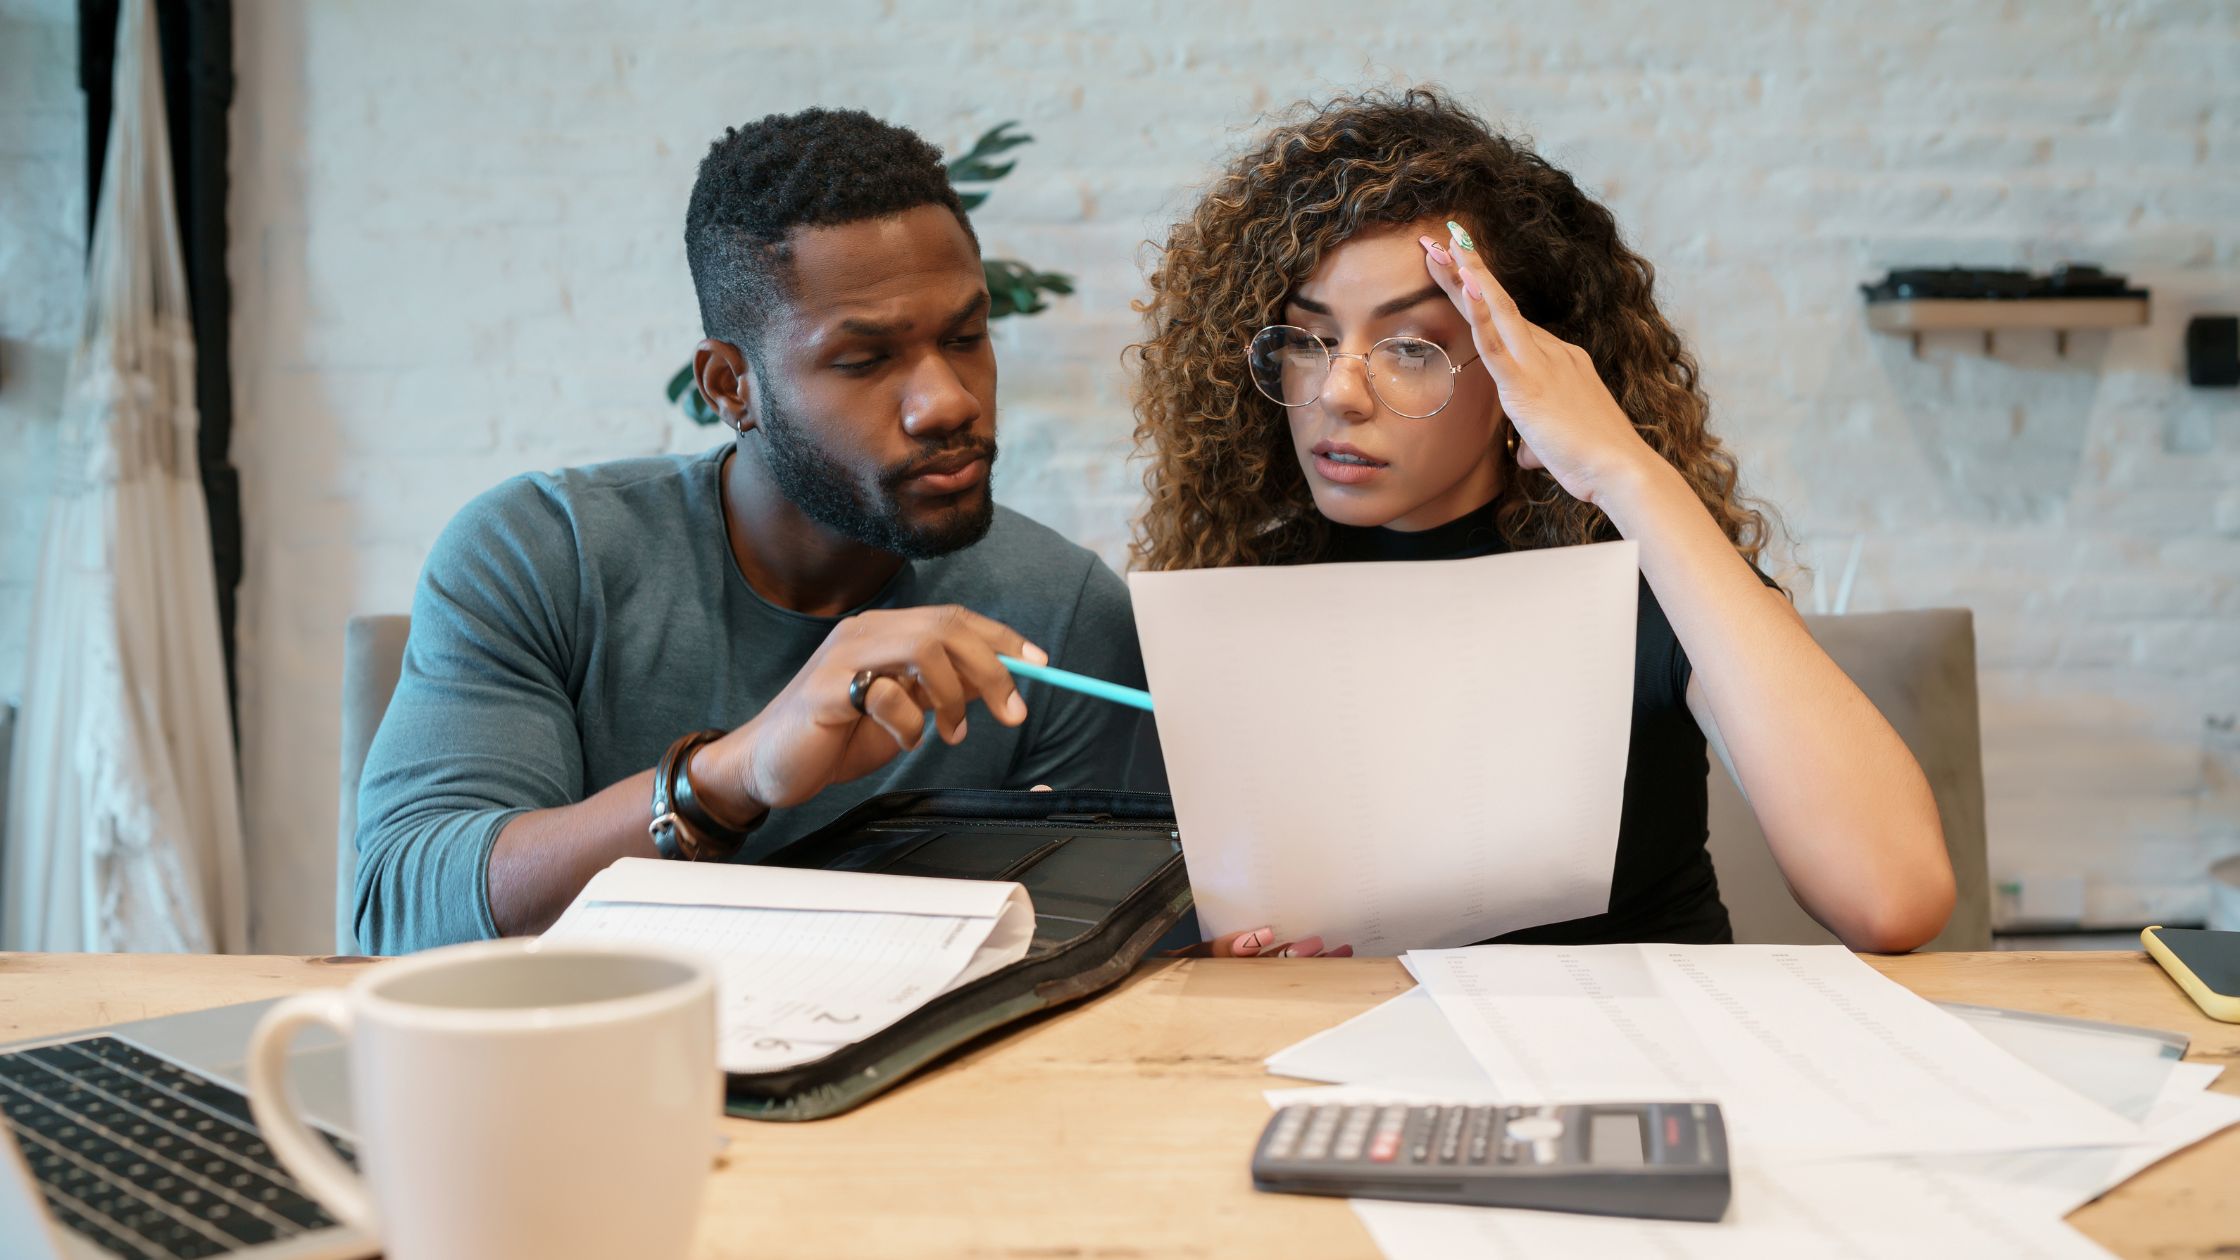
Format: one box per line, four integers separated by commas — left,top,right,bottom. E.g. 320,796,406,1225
1,0,2224,951
0,0,83,702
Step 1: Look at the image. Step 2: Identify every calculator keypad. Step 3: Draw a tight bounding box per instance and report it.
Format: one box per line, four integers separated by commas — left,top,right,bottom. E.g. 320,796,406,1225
1254,1101,1732,1224
1366,1106,1405,1163
1266,1103,1572,1167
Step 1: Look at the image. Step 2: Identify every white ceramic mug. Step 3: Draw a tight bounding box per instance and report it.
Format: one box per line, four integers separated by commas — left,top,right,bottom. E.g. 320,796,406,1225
246,939,719,1260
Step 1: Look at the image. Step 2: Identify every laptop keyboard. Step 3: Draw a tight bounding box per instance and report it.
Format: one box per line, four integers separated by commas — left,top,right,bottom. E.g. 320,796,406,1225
0,1035,357,1258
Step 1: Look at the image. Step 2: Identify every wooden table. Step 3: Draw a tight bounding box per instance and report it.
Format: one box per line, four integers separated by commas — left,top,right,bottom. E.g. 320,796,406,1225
4,951,2234,1258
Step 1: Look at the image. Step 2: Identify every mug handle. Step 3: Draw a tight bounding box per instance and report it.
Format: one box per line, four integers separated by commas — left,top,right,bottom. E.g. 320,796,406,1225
246,991,378,1232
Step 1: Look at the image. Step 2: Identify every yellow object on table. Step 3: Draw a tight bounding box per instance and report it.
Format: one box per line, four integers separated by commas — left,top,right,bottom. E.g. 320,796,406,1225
2143,926,2240,1023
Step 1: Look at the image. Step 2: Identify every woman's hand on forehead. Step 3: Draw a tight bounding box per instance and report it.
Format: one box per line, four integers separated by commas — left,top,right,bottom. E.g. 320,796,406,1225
1419,224,1659,508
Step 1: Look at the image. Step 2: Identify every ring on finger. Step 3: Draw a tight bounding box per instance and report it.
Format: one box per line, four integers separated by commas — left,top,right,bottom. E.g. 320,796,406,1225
847,668,890,715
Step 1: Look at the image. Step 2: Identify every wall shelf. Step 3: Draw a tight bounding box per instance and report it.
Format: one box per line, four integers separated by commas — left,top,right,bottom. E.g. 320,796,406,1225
1866,296,2149,356
1861,267,2150,359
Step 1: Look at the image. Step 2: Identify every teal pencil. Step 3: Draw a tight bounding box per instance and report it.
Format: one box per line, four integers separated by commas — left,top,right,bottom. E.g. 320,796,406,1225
998,655,1156,713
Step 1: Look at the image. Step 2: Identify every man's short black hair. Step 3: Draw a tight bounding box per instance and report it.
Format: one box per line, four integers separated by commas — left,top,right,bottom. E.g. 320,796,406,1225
685,108,977,357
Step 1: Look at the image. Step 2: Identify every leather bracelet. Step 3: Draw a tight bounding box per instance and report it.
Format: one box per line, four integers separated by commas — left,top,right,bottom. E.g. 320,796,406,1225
674,734,762,858
650,729,761,861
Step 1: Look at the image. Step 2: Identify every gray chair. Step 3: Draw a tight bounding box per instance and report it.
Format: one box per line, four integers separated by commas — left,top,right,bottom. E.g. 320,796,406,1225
336,614,411,954
1705,609,1991,951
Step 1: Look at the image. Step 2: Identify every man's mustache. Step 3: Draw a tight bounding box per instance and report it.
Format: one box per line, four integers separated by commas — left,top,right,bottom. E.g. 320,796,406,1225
883,438,999,487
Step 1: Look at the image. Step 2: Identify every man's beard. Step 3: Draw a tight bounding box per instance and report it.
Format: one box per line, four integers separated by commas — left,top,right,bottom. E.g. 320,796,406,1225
758,395,997,561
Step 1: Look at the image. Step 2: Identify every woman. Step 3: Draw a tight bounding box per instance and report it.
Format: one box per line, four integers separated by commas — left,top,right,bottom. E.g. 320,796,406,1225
1137,89,1953,953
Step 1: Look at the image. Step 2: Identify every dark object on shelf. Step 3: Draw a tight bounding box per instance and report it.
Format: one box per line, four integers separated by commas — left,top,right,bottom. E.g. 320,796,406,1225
2186,316,2239,388
1861,264,2151,358
2043,264,2148,299
1860,264,2149,303
1864,268,2035,302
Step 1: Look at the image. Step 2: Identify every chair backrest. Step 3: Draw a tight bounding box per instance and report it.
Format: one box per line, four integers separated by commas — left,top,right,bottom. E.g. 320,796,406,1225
1705,608,1992,950
336,614,411,954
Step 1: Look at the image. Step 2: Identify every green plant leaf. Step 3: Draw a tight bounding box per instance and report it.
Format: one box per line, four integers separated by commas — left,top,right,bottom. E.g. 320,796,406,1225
946,122,1032,186
977,122,1032,153
947,158,1017,185
979,257,1075,321
957,190,989,211
664,363,697,405
667,363,724,425
949,121,1031,163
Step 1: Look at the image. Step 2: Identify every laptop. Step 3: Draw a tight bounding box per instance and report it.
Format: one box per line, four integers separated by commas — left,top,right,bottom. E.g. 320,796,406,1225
0,999,374,1258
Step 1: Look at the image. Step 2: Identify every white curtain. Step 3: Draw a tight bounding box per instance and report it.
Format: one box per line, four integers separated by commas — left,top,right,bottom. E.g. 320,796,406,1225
1,0,248,953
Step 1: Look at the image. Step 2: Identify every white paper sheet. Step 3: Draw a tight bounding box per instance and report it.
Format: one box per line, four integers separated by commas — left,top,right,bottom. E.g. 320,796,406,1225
1266,993,2236,1224
1920,1061,2237,1217
1938,1002,2187,1122
2093,1064,2238,1191
1268,986,2203,1115
1128,542,1638,954
1265,989,1494,1090
1407,944,2142,1157
544,858,1034,1072
1262,975,2232,1260
1349,1157,2119,1260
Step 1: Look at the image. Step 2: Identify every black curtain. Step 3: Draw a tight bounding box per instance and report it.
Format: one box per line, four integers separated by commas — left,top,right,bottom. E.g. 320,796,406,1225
78,0,240,733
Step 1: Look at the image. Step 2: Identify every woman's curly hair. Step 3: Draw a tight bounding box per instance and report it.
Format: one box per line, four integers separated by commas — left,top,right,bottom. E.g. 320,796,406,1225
1128,87,1773,573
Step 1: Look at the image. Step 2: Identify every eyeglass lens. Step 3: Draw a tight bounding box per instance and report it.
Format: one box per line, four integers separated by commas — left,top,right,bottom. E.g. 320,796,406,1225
1247,326,1458,418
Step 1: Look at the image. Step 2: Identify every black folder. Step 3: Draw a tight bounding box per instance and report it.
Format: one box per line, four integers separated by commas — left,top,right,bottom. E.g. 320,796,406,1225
723,787,1191,1120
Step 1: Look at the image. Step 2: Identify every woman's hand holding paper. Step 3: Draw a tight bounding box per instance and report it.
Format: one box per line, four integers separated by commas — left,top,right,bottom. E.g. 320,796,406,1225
1190,926,1354,959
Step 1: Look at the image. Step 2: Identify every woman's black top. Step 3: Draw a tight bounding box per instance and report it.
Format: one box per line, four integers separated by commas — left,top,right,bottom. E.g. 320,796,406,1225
1311,500,1738,945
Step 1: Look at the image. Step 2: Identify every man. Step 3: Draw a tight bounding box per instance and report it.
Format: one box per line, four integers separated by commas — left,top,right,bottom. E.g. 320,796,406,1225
353,109,1152,955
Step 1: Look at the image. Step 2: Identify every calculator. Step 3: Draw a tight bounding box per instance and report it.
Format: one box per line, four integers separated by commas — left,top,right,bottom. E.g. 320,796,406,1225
1251,1101,1731,1222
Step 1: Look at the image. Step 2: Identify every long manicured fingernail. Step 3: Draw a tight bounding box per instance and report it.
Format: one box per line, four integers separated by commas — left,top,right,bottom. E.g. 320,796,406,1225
1418,234,1453,266
1004,692,1028,723
952,717,969,743
1464,280,1484,302
1290,936,1326,957
1328,945,1355,957
1021,642,1050,666
1234,927,1273,957
1447,220,1476,251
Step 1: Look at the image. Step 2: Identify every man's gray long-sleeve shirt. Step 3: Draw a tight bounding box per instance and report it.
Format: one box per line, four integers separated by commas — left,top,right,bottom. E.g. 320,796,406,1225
353,445,1153,955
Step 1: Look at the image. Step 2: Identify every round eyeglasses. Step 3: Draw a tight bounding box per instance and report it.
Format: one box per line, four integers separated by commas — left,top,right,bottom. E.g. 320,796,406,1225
1246,325,1484,419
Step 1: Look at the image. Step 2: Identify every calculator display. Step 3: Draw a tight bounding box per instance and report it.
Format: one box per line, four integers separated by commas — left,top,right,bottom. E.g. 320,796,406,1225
1588,1113,1645,1165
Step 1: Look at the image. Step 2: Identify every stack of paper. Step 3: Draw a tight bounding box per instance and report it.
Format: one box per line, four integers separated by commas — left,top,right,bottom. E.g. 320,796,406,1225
545,857,1034,1073
1264,944,2240,1258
